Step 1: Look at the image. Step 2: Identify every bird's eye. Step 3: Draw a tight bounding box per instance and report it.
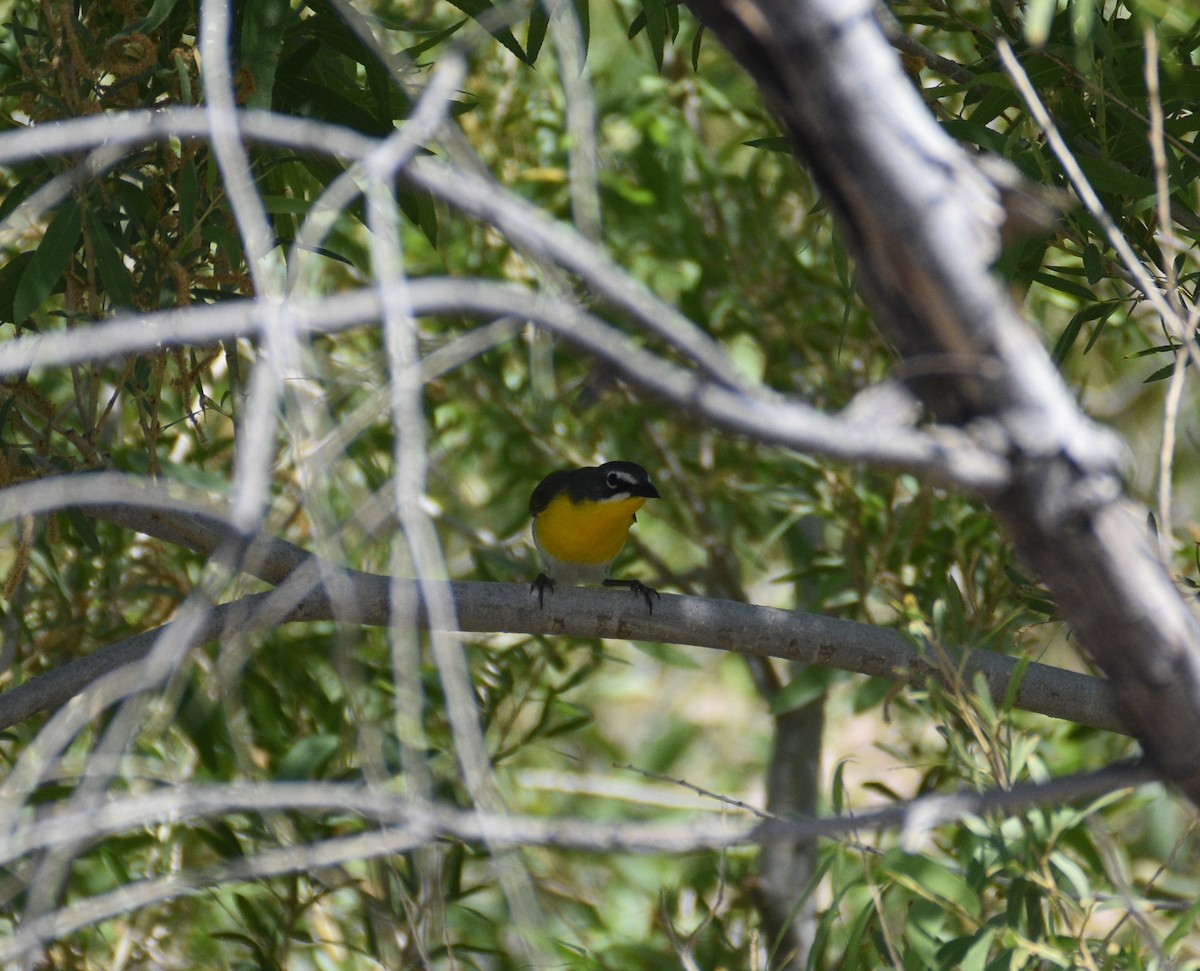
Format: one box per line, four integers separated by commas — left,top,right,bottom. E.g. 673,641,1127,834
606,472,621,489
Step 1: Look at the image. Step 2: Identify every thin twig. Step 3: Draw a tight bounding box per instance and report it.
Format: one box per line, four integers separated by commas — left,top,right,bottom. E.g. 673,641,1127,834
0,758,1157,964
0,281,1010,491
615,762,776,819
997,40,1190,351
1146,27,1185,564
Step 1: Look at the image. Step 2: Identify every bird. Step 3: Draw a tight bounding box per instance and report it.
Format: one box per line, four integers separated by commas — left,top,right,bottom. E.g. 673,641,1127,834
528,461,661,612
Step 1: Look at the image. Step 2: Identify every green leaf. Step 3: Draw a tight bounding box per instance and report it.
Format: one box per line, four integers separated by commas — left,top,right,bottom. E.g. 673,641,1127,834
971,670,998,726
851,676,892,714
174,50,194,105
1163,896,1200,951
203,224,245,269
640,0,668,70
0,252,35,326
1130,341,1174,359
84,208,134,311
572,0,589,54
0,397,16,435
690,23,704,71
1029,269,1097,301
1002,655,1032,714
837,899,877,970
241,0,291,110
1081,302,1118,355
277,733,341,780
277,35,320,76
964,79,1021,131
233,892,276,942
770,666,840,714
954,929,996,971
442,0,529,63
178,676,236,776
113,178,155,230
1074,153,1155,198
1025,0,1058,47
63,507,103,555
119,0,184,36
304,0,412,125
398,181,438,246
274,75,393,136
261,195,315,216
13,198,83,323
743,136,791,153
405,19,467,60
1052,301,1121,366
1144,360,1179,383
1069,0,1096,74
363,48,394,132
526,1,549,64
194,820,245,859
882,848,982,919
1051,311,1085,368
1049,849,1092,902
830,758,851,815
941,117,1009,155
178,157,198,243
0,173,46,225
1081,242,1103,284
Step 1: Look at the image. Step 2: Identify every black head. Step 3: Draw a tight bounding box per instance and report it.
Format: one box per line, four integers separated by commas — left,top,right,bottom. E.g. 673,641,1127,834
592,461,660,501
530,461,661,515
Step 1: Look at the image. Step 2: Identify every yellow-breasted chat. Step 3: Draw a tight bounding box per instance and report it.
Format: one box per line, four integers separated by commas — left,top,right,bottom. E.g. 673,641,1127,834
529,461,661,611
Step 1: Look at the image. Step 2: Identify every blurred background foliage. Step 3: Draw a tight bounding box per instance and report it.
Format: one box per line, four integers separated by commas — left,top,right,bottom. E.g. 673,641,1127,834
1,0,1199,967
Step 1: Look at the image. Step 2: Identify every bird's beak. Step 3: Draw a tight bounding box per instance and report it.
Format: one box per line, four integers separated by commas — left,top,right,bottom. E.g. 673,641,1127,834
635,482,660,500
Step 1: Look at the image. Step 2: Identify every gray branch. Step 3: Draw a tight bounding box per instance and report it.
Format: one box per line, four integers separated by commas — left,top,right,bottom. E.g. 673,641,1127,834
0,484,1121,735
678,0,1200,798
0,757,1154,963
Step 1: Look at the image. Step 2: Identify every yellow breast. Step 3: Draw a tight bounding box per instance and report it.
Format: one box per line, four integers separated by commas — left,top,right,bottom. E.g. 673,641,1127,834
533,493,647,566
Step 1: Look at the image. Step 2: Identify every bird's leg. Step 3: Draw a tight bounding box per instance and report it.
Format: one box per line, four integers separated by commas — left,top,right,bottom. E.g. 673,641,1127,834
531,573,556,608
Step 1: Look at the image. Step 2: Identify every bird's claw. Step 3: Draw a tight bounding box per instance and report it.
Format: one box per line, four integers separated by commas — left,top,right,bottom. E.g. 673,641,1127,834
603,578,660,614
531,573,556,608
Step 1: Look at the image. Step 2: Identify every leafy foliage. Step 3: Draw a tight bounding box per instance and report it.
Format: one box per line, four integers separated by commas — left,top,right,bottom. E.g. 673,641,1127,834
0,0,1198,967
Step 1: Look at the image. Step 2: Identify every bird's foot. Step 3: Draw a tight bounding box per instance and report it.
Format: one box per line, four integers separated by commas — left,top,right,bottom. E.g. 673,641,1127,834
603,578,660,614
531,573,556,608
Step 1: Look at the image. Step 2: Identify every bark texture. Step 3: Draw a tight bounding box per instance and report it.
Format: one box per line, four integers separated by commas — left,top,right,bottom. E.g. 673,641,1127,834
679,0,1200,797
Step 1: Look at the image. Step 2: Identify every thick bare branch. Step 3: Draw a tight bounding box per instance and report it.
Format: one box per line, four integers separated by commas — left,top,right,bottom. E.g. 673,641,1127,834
678,0,1200,798
0,479,1122,734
